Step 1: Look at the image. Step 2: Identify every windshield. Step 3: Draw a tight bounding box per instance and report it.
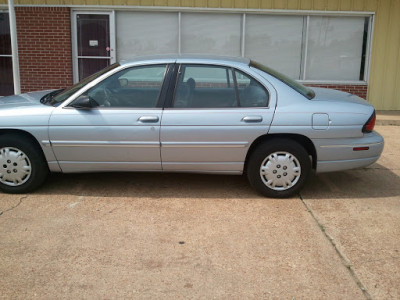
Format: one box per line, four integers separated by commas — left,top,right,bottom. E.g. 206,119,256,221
49,63,121,105
250,60,315,100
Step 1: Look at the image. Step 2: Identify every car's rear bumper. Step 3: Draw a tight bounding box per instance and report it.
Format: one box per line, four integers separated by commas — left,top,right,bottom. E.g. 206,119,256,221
313,131,384,173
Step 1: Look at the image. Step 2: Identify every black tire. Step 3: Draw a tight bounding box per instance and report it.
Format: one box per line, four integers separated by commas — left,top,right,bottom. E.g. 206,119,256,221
247,139,311,198
0,134,49,193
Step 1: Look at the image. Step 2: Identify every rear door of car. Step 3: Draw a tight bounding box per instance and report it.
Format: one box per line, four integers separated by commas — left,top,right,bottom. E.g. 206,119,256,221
160,61,276,173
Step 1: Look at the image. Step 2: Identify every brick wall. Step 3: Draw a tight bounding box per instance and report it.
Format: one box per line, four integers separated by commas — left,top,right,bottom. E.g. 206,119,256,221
307,84,368,100
16,7,72,93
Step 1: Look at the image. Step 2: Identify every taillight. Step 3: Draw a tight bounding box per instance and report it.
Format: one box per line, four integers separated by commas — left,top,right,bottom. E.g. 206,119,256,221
362,111,376,133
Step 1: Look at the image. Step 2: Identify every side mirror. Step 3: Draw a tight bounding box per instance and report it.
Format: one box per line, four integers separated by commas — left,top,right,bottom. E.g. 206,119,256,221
70,95,99,109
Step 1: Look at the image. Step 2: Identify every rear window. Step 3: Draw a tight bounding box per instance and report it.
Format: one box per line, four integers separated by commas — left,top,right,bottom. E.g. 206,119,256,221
250,60,315,100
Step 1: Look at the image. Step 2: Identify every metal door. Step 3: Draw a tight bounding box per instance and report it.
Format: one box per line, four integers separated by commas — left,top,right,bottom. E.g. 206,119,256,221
72,11,116,82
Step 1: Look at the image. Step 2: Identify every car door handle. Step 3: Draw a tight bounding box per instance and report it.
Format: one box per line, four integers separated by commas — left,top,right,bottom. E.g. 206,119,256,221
242,116,263,123
138,116,159,123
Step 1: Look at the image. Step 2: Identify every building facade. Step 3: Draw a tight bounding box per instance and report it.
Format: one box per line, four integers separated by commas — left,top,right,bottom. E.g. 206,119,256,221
0,0,399,110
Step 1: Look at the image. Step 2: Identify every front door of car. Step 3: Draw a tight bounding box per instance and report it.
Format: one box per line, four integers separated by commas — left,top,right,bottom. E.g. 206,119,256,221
160,64,275,173
48,64,170,173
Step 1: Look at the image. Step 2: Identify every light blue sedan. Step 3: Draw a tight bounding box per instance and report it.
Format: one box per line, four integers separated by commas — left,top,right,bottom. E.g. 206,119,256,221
0,55,384,197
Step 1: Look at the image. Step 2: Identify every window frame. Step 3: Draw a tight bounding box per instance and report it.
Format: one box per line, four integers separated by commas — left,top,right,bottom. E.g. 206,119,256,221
233,68,270,107
298,15,373,84
169,63,270,109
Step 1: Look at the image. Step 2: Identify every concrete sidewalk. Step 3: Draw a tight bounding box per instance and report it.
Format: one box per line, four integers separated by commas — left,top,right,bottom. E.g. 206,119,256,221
376,111,400,126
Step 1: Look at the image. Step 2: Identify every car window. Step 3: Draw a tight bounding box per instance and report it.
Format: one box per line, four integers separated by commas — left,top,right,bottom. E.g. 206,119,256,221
173,65,237,108
234,70,269,107
83,64,167,108
250,60,315,100
50,63,121,105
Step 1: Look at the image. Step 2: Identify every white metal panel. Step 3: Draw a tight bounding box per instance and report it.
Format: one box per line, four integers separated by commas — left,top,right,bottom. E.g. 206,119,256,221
306,16,365,81
245,15,304,79
116,11,178,60
180,13,241,56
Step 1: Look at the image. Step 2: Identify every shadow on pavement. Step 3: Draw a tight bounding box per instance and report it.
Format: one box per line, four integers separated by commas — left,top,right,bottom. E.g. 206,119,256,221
301,163,400,199
32,162,400,199
36,172,258,199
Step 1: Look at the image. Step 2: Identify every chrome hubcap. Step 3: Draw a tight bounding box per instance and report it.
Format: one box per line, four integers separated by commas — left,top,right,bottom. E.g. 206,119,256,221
0,147,32,186
260,151,301,191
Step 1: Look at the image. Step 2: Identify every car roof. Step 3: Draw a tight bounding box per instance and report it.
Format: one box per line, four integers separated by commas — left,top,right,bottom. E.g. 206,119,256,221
120,54,251,67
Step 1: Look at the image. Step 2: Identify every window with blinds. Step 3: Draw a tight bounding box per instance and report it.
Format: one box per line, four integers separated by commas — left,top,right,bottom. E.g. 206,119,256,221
115,11,371,83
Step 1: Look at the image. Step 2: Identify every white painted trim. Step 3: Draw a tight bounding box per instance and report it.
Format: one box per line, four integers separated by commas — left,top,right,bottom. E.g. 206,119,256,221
110,10,116,63
7,0,20,94
71,11,78,83
241,13,245,57
77,56,113,59
6,5,375,16
365,15,374,86
71,10,115,83
178,12,181,55
301,15,310,81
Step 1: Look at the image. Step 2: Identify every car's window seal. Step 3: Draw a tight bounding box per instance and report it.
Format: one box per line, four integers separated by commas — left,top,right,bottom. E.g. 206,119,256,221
231,67,241,107
156,63,175,108
250,60,315,100
163,63,180,109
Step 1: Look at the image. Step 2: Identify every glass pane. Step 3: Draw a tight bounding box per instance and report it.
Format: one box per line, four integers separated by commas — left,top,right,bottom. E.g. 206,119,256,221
235,70,269,107
245,15,303,79
116,12,178,60
181,13,241,56
77,14,110,57
306,16,365,81
87,65,167,108
0,57,14,96
78,58,110,81
0,13,11,55
183,66,232,86
173,65,236,108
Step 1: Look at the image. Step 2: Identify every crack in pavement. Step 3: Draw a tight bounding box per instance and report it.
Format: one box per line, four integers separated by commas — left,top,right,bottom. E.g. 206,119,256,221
299,193,373,300
0,196,28,217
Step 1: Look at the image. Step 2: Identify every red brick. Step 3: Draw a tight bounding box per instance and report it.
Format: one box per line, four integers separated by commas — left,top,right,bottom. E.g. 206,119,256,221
306,84,368,100
16,7,73,93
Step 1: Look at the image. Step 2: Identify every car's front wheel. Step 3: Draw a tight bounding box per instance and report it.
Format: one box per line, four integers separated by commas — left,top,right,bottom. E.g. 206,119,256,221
247,139,311,198
0,135,48,193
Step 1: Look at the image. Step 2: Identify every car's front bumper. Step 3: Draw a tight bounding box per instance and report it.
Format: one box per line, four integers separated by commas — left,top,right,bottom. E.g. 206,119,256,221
313,131,384,173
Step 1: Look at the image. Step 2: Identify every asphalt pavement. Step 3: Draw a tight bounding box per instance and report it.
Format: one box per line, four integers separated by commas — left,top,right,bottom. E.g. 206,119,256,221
0,125,399,299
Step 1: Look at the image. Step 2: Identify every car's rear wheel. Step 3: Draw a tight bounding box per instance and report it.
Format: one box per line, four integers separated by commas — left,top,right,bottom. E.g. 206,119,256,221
247,139,311,198
0,135,48,193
